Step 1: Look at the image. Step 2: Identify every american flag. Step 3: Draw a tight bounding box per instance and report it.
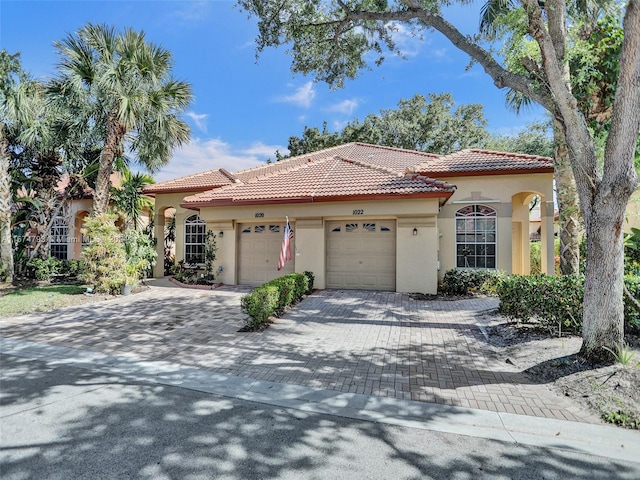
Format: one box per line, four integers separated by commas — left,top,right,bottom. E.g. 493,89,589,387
277,217,293,271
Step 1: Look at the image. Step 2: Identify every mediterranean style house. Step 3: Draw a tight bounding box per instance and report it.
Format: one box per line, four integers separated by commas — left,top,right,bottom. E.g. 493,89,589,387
145,143,557,295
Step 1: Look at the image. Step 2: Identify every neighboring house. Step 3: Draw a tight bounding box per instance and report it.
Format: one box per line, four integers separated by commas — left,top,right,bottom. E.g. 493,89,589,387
44,172,151,261
146,143,556,295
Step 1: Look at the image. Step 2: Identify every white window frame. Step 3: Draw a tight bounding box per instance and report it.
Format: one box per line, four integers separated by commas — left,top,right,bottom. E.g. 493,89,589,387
50,217,68,260
455,205,497,269
184,214,206,266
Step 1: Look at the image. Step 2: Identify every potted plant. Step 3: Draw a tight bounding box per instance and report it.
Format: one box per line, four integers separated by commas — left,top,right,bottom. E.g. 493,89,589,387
120,265,139,296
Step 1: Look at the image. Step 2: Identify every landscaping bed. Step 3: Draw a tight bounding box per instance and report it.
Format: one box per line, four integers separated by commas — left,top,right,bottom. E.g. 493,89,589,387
484,319,640,429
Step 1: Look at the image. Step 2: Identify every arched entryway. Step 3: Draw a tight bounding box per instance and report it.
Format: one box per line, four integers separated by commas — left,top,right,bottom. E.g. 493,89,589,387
511,191,555,275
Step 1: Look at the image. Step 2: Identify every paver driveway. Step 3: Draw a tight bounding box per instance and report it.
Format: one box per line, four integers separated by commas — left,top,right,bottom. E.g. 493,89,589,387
0,279,599,423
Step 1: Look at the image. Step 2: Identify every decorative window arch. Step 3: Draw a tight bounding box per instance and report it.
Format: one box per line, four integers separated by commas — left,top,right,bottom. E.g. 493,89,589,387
50,217,68,260
455,205,497,269
184,214,206,264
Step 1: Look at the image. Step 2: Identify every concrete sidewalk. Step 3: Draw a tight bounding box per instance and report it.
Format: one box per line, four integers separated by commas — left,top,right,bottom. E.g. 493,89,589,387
2,336,639,465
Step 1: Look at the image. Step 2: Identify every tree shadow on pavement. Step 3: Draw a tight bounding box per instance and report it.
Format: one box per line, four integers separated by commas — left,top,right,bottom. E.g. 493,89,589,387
1,354,637,480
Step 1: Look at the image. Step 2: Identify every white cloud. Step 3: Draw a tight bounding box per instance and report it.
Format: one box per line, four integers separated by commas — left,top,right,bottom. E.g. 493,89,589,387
241,141,288,158
186,111,208,133
154,138,285,182
172,1,211,24
327,99,359,116
387,22,423,58
277,82,316,109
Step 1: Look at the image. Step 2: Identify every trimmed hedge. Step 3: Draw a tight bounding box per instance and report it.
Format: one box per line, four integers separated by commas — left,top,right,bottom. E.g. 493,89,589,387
241,272,314,327
439,268,504,296
496,274,640,334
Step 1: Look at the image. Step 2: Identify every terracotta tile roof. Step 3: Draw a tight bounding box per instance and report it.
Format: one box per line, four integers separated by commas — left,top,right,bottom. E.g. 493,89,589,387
182,156,455,207
413,149,553,176
144,168,237,194
233,143,439,182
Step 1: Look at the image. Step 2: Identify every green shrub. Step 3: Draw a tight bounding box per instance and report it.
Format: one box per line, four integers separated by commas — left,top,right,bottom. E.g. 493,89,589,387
241,285,279,326
496,274,584,333
80,213,127,294
123,229,157,280
241,272,313,327
439,269,503,296
26,257,62,280
59,260,84,278
303,270,315,293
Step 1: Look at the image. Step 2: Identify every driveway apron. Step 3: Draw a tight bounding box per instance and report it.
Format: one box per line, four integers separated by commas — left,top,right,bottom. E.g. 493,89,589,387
0,281,599,424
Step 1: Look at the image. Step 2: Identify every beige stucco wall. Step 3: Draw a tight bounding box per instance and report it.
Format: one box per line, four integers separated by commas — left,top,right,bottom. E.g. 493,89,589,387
193,198,442,294
152,171,554,293
436,172,555,281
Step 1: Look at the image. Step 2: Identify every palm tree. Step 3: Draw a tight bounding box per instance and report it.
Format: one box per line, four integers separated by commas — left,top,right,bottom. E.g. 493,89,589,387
1,51,31,282
49,23,192,215
111,168,155,231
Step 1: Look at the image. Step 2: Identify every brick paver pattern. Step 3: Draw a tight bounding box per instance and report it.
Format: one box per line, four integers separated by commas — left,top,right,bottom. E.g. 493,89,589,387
0,281,600,424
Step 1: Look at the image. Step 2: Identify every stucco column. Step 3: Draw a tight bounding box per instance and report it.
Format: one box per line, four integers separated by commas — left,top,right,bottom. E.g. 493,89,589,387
153,212,166,278
511,194,530,275
541,200,556,275
293,219,325,289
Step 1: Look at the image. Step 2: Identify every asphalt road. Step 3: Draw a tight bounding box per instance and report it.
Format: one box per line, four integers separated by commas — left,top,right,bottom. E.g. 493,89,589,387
1,353,638,480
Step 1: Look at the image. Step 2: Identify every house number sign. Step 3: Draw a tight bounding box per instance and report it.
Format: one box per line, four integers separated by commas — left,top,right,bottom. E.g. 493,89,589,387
255,212,264,218
352,209,364,215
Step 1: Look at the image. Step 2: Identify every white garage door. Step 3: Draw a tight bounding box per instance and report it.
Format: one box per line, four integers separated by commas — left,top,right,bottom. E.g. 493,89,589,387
238,223,294,285
326,221,396,291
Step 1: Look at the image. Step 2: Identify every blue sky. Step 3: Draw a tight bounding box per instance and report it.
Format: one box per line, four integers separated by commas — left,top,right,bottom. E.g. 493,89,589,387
1,0,547,182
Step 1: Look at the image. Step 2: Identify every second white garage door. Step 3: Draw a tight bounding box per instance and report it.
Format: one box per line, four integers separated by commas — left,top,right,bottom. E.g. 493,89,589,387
326,220,396,291
238,223,294,285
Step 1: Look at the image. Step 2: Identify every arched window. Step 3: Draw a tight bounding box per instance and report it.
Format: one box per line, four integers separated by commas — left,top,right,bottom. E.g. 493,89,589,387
455,205,497,269
184,214,206,264
50,217,68,260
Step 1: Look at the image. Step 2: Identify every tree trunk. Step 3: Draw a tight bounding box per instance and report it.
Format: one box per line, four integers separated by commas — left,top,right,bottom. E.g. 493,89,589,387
578,0,640,362
579,192,629,363
0,131,14,283
93,114,125,215
553,120,581,274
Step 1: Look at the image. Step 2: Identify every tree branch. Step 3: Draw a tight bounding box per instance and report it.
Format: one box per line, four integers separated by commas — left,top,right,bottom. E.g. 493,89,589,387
332,0,556,112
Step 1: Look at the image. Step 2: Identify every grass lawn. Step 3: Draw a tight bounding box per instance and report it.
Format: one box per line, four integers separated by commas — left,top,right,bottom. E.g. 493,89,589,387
0,284,89,317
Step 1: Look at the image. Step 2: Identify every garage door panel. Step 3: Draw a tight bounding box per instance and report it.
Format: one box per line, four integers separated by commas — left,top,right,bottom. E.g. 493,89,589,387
326,221,395,291
238,222,294,286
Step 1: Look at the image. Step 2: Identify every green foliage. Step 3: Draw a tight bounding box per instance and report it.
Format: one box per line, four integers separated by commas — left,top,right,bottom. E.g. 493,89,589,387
529,242,542,275
26,256,62,280
241,272,313,327
624,275,640,330
284,93,488,157
484,121,554,157
111,169,155,230
24,257,84,281
203,230,218,282
241,285,280,326
496,274,584,334
80,213,127,294
439,269,503,296
303,270,315,294
602,343,637,366
123,229,157,282
58,259,84,278
495,273,640,334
